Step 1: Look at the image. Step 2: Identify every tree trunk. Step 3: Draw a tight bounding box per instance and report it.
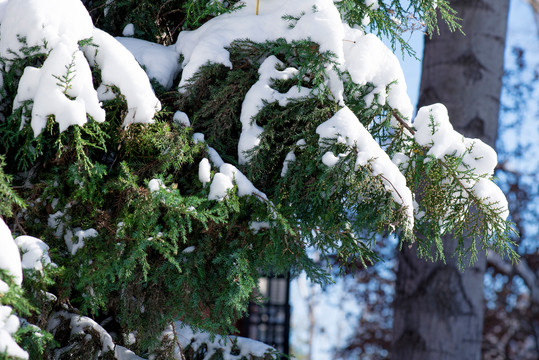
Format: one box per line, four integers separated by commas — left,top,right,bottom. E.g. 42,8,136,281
392,1,510,360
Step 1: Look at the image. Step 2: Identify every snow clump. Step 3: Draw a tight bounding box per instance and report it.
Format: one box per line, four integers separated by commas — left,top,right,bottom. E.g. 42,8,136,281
413,104,509,220
317,106,414,229
1,0,160,136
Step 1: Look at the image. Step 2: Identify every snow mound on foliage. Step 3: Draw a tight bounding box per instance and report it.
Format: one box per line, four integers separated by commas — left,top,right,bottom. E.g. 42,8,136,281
238,56,311,164
116,37,181,89
0,306,27,360
1,0,160,136
317,106,414,229
0,0,92,58
0,220,22,287
83,28,161,126
176,0,414,166
0,220,27,359
171,322,276,360
343,24,413,122
14,235,54,273
48,311,114,355
176,0,345,99
414,104,509,220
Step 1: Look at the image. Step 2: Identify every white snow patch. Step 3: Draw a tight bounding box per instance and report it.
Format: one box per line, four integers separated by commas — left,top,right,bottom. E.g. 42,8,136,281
176,0,345,101
148,178,165,193
193,132,205,143
173,111,190,127
13,41,105,136
83,28,161,126
122,23,135,37
170,322,275,360
0,219,23,287
342,24,413,122
0,0,93,60
208,147,225,168
48,311,114,355
64,228,98,255
281,151,296,177
115,345,146,360
249,221,271,233
0,306,28,360
238,56,310,164
208,173,234,201
14,235,54,273
198,158,212,186
116,37,181,89
182,246,196,254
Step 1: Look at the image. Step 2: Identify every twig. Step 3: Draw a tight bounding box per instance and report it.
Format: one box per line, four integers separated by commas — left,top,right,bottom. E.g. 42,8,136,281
392,110,415,135
171,322,187,360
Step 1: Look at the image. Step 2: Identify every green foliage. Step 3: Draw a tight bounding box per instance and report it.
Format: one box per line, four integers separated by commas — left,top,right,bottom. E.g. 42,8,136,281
398,136,519,265
335,0,461,55
85,0,243,45
0,156,25,217
0,0,517,358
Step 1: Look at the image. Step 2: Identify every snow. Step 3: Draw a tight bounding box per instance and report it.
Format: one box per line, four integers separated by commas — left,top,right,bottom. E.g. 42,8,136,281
64,228,98,255
48,311,114,355
208,173,234,201
193,132,205,143
238,56,310,164
148,178,165,193
176,0,346,100
0,306,27,360
1,0,161,136
116,345,146,360
0,222,27,359
0,219,23,287
48,210,67,238
116,37,181,89
182,246,196,254
364,0,380,10
342,25,413,122
14,235,53,273
208,147,225,167
0,0,93,60
2,0,104,136
198,158,212,186
317,106,414,229
219,164,266,199
84,28,161,126
173,111,190,127
249,221,271,233
122,23,135,37
281,151,296,177
176,0,414,167
171,322,274,360
0,0,8,23
473,178,510,220
413,104,509,220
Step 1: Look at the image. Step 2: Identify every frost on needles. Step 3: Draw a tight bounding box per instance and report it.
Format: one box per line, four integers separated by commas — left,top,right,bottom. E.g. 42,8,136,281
0,0,516,359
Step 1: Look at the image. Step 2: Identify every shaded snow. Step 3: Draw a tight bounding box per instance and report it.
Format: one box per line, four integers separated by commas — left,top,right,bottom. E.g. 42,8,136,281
171,322,275,360
14,235,54,273
116,37,181,89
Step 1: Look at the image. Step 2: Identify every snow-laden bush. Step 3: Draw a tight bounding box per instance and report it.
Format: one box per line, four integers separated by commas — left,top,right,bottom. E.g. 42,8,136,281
0,0,516,358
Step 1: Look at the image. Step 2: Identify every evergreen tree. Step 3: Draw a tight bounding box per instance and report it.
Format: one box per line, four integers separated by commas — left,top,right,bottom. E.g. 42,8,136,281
0,0,517,358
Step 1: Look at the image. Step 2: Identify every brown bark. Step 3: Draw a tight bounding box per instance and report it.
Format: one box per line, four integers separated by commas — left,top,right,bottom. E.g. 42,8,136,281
392,1,510,359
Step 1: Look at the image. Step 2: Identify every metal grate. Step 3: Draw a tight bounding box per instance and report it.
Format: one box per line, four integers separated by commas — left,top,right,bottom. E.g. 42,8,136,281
237,274,291,356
